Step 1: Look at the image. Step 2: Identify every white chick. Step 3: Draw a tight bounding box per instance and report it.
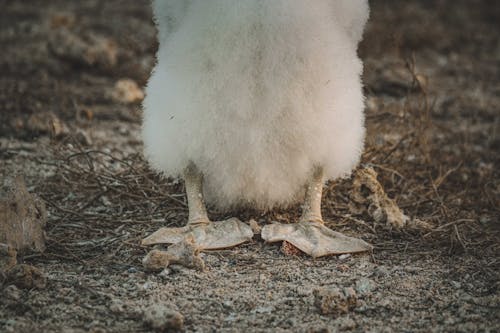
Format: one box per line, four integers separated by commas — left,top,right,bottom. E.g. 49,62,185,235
142,0,372,257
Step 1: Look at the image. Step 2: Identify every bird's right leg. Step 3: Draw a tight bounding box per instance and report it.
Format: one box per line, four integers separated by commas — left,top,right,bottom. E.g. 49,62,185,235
261,166,372,257
142,162,253,250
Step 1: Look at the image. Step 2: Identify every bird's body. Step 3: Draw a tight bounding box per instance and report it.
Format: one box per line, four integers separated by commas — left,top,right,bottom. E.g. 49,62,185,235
143,0,369,210
142,0,372,258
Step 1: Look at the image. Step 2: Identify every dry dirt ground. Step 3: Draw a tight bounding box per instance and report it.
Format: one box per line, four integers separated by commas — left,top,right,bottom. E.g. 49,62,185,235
0,0,499,332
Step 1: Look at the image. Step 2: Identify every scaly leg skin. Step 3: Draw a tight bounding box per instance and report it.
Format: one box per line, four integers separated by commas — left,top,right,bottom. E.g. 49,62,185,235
142,163,253,250
261,167,373,258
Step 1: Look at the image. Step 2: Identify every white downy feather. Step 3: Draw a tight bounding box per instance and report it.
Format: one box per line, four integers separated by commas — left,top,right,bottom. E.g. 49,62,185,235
143,0,369,210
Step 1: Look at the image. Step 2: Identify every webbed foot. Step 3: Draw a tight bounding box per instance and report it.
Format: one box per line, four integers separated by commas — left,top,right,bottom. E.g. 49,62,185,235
142,218,254,250
261,221,372,258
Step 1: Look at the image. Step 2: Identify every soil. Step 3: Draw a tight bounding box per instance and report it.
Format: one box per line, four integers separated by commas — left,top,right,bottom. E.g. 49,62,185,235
0,0,499,332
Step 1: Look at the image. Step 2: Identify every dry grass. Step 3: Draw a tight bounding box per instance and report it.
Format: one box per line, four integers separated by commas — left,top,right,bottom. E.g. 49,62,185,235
34,146,182,266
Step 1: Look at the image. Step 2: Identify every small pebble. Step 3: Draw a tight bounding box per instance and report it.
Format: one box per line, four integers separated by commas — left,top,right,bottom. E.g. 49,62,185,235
109,298,126,314
336,316,356,331
337,264,351,273
404,266,419,274
143,239,205,272
111,79,144,104
143,303,184,333
249,219,261,234
139,281,154,291
3,284,22,301
222,300,233,309
355,277,375,296
296,286,313,297
339,254,351,261
74,129,92,146
254,306,274,314
479,215,491,225
314,287,357,316
158,268,172,279
377,299,391,307
372,266,390,278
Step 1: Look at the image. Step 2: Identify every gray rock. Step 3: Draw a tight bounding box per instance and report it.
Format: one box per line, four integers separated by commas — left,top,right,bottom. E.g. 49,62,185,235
314,287,357,316
0,176,47,254
372,265,390,278
143,303,184,332
355,277,376,296
3,284,22,301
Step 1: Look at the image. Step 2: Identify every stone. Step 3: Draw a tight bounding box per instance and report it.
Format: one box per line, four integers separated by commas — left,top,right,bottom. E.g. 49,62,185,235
314,287,358,316
248,219,261,235
355,277,375,296
111,79,145,104
26,111,68,138
74,129,93,146
372,265,390,278
143,237,205,272
0,176,47,254
3,284,22,301
143,303,184,333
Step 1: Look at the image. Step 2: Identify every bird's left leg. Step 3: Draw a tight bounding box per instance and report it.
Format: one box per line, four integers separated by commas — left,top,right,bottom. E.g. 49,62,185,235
142,162,253,250
261,166,372,258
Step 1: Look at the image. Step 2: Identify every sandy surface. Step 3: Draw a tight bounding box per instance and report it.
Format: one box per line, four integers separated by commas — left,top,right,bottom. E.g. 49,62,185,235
0,1,499,332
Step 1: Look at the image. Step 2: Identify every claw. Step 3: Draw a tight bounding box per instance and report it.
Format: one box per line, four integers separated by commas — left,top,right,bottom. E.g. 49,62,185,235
261,221,372,258
142,218,254,250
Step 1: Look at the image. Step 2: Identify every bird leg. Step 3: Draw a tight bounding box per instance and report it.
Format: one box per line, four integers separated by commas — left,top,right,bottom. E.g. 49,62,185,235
142,163,253,250
261,166,373,258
